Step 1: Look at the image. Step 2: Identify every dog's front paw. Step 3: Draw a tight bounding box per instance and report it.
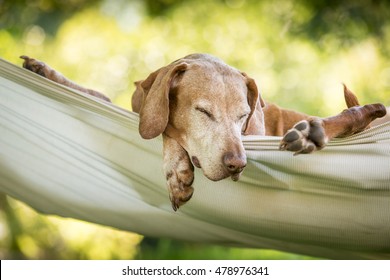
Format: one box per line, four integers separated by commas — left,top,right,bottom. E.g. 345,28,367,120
163,135,195,211
279,118,327,155
166,167,194,211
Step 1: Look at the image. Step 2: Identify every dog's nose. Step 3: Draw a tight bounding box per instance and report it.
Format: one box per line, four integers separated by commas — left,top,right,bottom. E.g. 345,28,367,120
223,152,246,175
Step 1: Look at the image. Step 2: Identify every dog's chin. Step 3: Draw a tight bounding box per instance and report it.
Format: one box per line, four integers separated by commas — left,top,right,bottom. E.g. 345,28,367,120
202,168,241,182
192,156,243,182
203,172,229,182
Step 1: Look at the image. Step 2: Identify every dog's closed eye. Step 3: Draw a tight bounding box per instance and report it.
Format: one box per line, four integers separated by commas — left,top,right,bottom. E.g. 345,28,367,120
195,106,215,121
238,113,249,121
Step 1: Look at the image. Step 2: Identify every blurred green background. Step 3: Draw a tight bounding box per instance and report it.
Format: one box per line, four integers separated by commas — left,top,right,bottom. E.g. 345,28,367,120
0,0,389,260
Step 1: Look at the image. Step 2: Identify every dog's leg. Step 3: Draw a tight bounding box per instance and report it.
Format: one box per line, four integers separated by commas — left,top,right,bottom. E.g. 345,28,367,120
20,55,111,102
163,135,194,211
280,87,386,155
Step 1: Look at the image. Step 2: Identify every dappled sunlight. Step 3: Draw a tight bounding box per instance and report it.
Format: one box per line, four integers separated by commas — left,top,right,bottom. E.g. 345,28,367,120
2,0,388,113
23,25,46,46
316,40,386,114
100,0,144,33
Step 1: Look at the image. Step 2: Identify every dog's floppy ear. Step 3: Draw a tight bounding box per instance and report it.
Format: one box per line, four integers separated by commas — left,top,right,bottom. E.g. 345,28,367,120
241,73,266,135
138,62,188,139
131,81,143,113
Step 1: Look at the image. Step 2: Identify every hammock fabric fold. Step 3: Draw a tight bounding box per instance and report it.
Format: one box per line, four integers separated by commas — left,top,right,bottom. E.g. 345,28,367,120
0,58,389,259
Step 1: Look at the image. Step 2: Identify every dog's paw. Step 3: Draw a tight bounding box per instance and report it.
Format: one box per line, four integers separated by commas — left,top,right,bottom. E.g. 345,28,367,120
20,55,49,77
163,136,196,211
279,118,327,155
166,166,194,211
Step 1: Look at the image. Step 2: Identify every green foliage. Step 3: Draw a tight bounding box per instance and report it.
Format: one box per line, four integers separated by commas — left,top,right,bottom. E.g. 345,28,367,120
297,0,390,48
0,195,142,259
2,0,389,114
0,0,389,260
136,238,319,260
0,0,100,36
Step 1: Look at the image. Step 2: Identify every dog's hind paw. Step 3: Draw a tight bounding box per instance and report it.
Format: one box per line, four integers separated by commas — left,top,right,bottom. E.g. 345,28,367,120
20,55,49,77
279,118,327,155
20,55,111,102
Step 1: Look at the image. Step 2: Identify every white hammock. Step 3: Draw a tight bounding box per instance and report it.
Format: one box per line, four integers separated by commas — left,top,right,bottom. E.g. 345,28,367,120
0,58,389,259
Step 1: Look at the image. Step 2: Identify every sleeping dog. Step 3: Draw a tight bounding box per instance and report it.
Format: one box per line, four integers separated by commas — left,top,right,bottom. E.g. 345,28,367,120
21,54,387,210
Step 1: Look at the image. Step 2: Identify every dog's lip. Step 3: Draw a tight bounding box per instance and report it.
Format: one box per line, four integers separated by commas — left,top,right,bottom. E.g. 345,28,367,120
202,168,233,182
230,172,242,181
204,169,243,182
191,156,201,168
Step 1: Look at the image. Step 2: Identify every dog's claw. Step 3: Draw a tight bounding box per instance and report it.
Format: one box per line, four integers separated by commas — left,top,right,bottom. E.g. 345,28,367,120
169,187,193,212
171,199,179,212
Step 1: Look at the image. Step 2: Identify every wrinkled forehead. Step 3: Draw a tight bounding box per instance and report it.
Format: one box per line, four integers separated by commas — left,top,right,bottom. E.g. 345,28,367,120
178,61,248,100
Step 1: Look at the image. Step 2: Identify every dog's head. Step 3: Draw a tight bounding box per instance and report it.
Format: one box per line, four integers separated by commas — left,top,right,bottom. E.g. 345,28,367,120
136,54,265,181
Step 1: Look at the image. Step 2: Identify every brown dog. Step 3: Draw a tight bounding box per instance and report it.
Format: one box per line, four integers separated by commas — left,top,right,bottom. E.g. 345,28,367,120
21,54,387,211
